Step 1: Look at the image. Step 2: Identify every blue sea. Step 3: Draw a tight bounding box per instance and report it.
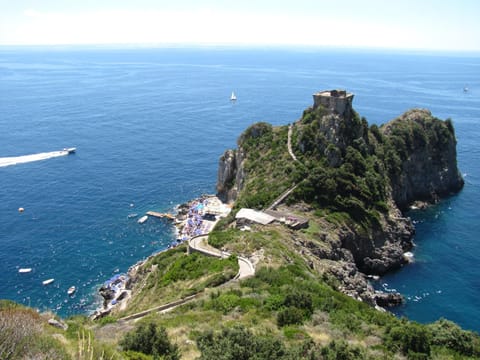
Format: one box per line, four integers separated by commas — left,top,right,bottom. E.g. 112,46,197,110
0,47,479,331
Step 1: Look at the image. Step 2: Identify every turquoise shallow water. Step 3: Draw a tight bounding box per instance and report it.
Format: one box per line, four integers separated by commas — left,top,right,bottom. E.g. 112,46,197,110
0,47,479,331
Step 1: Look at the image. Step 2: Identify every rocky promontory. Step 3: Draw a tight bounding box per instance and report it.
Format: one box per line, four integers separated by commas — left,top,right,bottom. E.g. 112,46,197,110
381,108,464,209
216,90,463,307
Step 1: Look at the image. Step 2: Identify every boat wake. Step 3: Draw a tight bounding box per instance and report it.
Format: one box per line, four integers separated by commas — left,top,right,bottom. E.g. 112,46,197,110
0,149,74,168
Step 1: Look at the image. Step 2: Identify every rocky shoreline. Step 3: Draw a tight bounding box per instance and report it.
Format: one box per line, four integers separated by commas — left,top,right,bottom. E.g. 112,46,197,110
92,195,230,319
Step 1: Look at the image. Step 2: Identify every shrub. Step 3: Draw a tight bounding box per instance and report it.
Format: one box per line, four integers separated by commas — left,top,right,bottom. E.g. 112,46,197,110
320,340,367,360
384,321,431,357
207,293,241,314
277,307,304,327
197,325,286,360
283,290,313,316
429,318,480,357
120,321,179,360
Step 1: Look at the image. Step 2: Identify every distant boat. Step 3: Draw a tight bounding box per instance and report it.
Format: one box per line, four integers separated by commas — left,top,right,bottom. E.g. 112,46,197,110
18,268,32,273
67,286,76,295
63,147,76,154
127,213,138,219
463,87,469,92
42,278,54,285
138,215,148,224
230,91,237,101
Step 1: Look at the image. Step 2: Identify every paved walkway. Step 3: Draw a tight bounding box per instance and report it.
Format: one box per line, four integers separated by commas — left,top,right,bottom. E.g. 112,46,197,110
188,234,255,279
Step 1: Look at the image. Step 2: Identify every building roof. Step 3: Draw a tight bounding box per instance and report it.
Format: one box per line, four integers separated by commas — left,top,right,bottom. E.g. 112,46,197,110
235,208,276,225
313,89,353,98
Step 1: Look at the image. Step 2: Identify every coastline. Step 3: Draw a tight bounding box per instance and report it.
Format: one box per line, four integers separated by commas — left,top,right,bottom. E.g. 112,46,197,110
90,194,231,319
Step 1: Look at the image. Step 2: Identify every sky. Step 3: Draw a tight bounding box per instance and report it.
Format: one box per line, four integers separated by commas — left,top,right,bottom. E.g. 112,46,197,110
0,0,479,51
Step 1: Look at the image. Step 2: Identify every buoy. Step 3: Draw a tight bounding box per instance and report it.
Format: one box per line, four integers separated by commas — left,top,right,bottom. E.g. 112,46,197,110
18,207,24,213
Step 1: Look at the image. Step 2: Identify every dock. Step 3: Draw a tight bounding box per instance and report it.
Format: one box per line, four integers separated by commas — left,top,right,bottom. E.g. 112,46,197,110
146,211,175,220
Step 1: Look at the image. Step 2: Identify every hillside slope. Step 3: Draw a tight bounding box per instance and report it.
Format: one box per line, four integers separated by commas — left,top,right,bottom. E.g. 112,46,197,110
2,91,475,360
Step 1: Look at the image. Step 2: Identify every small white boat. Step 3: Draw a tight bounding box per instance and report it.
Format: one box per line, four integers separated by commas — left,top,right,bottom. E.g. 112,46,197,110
403,251,414,262
138,215,148,224
230,91,237,101
67,286,76,295
42,278,54,285
18,268,32,273
63,147,76,154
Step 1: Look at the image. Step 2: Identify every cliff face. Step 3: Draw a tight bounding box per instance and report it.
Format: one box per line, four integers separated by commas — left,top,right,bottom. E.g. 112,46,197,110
216,148,245,203
381,109,464,209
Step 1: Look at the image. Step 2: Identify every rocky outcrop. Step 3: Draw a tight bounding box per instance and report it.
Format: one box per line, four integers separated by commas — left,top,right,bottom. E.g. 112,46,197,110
215,91,463,309
339,209,414,275
99,286,115,308
216,148,245,203
216,149,237,203
48,318,68,330
375,292,404,307
382,109,464,209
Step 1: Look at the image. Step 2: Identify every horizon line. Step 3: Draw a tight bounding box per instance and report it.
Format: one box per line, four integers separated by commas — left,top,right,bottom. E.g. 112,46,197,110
1,42,480,56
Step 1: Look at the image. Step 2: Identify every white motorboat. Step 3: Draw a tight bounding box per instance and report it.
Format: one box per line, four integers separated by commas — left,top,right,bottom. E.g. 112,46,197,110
42,278,54,285
18,268,32,273
138,215,148,224
67,286,76,295
63,147,76,154
403,251,414,262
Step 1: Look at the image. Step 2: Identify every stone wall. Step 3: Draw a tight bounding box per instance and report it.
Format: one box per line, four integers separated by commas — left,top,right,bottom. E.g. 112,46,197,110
313,90,354,118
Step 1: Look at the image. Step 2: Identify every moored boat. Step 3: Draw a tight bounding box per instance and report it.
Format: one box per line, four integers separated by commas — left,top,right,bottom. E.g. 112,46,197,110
18,268,32,273
138,215,148,224
67,286,76,295
403,251,414,262
42,278,54,285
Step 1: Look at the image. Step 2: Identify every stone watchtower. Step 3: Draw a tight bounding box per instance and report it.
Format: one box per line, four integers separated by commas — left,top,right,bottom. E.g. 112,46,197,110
312,90,354,119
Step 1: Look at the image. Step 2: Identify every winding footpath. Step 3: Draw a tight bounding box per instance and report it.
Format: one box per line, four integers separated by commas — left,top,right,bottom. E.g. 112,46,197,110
118,228,254,322
287,123,299,162
266,123,302,211
188,234,255,279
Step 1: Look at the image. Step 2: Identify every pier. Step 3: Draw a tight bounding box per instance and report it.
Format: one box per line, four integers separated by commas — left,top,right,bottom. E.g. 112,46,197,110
146,211,175,220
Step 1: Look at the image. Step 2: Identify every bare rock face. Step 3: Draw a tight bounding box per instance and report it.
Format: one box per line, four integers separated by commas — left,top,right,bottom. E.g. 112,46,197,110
375,292,404,307
328,203,414,276
216,148,245,203
48,318,68,330
216,149,236,202
382,109,464,209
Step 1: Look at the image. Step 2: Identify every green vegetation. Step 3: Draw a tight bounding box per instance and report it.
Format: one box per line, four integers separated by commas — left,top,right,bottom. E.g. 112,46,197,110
0,105,472,359
120,320,179,360
0,300,70,359
234,122,297,210
291,107,389,230
2,225,479,359
119,245,239,316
